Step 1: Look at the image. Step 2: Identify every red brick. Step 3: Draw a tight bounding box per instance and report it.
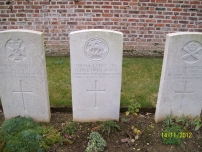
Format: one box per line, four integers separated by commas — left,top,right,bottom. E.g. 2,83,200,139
156,0,167,2
0,6,7,9
13,5,24,9
92,9,103,13
111,2,122,5
173,8,182,11
84,6,94,8
146,19,156,23
164,3,175,7
120,6,128,9
155,23,164,27
190,1,200,5
162,20,172,23
139,0,150,2
130,2,138,6
93,18,103,21
75,1,85,5
102,14,113,17
187,24,197,28
40,2,50,5
8,18,17,21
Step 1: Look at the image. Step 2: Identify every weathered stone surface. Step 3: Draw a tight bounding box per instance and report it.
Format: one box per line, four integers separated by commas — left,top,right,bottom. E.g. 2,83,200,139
70,29,123,122
155,32,202,122
0,30,50,122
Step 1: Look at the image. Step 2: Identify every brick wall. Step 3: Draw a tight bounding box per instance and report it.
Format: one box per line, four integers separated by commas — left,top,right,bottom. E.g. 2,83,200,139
0,0,201,57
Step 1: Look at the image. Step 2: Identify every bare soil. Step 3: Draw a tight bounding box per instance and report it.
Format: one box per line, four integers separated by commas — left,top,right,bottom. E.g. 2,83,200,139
0,110,201,152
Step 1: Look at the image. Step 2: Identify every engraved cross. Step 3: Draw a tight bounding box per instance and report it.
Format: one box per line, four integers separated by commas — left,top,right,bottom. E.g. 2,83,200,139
175,81,194,111
13,80,32,112
87,80,106,108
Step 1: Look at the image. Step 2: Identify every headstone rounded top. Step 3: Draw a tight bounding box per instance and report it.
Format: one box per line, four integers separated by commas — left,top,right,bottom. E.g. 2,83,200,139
167,32,202,37
0,29,42,35
70,29,123,35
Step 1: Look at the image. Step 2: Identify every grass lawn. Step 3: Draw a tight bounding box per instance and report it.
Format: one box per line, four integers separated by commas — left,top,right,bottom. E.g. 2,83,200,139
46,57,162,108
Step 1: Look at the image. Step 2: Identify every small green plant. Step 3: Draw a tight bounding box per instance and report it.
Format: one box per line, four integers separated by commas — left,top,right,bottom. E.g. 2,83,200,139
191,116,202,131
125,100,141,116
40,126,62,151
61,122,77,136
128,101,141,113
0,117,62,152
163,114,174,127
85,132,106,152
121,118,128,123
101,120,120,136
176,114,191,129
175,115,202,131
161,124,183,145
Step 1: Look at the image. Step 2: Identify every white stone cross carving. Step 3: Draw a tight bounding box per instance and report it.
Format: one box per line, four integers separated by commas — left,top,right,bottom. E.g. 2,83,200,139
175,81,194,111
13,80,33,112
87,80,106,108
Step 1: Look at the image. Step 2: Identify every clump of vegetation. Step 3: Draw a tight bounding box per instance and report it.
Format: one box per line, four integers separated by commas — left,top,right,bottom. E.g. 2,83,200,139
176,114,202,131
85,132,106,152
40,126,62,151
121,118,128,123
161,114,202,146
61,122,78,145
125,100,141,116
61,121,77,136
162,124,183,145
0,116,62,152
101,120,121,136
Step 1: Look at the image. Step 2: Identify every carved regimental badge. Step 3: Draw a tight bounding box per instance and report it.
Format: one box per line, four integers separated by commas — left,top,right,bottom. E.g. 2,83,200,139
182,41,202,64
85,38,108,61
5,38,26,61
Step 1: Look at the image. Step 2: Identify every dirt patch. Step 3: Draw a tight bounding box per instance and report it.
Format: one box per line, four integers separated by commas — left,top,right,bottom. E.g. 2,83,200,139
0,110,201,152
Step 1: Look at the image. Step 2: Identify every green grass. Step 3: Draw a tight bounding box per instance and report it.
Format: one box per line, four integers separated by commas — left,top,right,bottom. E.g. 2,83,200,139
46,57,71,106
121,58,162,107
46,57,162,107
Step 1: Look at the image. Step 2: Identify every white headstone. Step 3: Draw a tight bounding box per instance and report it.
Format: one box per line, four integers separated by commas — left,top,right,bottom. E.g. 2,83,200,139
155,32,202,122
0,30,50,122
70,29,123,122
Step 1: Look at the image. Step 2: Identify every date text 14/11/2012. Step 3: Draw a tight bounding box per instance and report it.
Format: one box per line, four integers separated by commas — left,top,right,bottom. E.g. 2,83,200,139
161,132,193,139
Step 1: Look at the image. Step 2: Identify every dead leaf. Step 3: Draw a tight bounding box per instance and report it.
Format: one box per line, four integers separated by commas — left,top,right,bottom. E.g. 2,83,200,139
64,134,69,138
91,126,99,131
125,111,130,116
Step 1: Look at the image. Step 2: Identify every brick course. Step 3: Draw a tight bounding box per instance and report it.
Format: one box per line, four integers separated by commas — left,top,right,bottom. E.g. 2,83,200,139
0,0,201,57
